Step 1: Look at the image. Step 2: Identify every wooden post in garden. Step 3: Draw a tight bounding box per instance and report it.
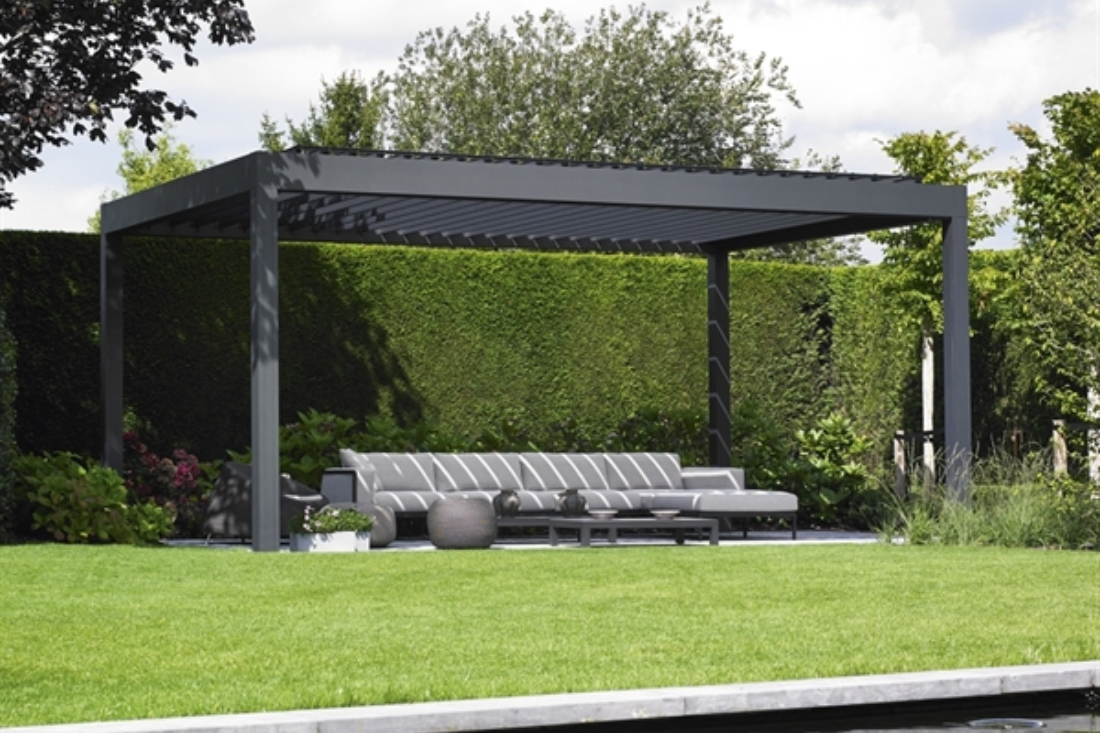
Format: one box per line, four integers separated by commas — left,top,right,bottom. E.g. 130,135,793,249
1052,420,1068,475
894,430,907,499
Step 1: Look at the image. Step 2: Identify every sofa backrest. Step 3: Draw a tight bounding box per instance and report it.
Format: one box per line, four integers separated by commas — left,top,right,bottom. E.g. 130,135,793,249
362,452,436,492
605,452,682,491
433,453,523,492
519,453,610,492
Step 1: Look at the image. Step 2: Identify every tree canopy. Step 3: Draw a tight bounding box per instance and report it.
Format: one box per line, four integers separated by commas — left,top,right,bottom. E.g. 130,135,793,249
88,125,209,232
1012,90,1100,418
0,0,254,208
870,131,1007,334
262,4,799,169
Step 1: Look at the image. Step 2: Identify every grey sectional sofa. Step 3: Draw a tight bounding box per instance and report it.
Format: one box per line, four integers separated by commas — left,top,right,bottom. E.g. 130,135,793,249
326,451,798,538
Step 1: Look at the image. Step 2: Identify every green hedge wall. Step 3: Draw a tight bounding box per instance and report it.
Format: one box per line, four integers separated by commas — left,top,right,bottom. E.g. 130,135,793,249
0,296,18,541
0,231,1049,467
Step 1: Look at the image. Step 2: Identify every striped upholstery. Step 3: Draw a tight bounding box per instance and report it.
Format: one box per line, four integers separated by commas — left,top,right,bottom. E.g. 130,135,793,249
366,452,436,492
434,453,523,492
605,453,682,491
372,491,446,513
520,453,610,491
682,467,745,491
339,449,378,498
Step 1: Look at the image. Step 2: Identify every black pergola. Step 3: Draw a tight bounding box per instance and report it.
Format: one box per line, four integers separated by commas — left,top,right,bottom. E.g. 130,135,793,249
100,149,971,551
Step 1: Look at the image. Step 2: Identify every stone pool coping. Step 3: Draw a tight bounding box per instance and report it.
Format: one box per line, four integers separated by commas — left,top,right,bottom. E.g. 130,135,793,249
6,661,1097,733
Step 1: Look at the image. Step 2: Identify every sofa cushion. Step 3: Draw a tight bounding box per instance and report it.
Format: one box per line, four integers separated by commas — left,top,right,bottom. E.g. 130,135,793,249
371,490,447,514
681,467,745,491
520,453,610,491
339,449,379,498
363,452,436,492
434,453,523,492
605,453,682,491
580,489,644,511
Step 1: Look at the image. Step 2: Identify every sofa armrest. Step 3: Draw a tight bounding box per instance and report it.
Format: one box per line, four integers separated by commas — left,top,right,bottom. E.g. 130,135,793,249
681,467,745,491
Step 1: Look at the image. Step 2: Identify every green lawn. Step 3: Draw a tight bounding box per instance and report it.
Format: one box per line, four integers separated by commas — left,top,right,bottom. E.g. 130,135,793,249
1,543,1097,727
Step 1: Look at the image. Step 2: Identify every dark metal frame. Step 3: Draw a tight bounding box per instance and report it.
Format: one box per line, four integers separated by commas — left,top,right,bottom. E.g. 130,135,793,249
100,149,971,551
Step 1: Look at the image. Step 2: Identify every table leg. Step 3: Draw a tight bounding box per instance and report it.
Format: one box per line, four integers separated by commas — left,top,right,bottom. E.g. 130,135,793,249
580,526,591,547
608,527,618,544
709,522,719,545
550,524,560,546
674,528,685,545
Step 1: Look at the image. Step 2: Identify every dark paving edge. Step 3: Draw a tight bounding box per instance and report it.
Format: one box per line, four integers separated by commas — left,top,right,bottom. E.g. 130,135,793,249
5,661,1097,733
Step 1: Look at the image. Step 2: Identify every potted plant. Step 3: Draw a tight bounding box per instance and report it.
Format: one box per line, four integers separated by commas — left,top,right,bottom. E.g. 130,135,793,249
288,505,374,553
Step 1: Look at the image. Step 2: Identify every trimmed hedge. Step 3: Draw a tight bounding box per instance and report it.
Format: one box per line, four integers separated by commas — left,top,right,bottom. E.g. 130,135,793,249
0,232,1048,477
0,296,18,542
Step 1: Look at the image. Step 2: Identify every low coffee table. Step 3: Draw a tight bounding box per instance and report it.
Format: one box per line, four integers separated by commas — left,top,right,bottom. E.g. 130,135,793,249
547,516,719,547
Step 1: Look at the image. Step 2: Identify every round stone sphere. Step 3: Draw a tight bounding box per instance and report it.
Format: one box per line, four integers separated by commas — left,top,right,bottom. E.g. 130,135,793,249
427,497,497,549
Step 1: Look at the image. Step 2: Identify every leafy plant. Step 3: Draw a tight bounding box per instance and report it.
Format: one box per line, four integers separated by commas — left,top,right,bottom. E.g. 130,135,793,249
229,409,359,488
794,412,874,525
289,505,373,535
14,452,172,544
123,431,214,536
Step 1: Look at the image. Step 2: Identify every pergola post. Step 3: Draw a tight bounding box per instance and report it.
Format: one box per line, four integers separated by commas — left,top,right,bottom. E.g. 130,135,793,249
707,249,732,467
100,231,124,471
942,210,972,500
250,170,281,551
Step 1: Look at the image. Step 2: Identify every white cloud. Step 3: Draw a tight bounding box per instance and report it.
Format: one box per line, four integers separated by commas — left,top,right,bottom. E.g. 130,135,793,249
4,0,1098,252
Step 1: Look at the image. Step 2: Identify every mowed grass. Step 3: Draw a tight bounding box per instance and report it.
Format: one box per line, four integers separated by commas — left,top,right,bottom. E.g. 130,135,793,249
1,543,1098,727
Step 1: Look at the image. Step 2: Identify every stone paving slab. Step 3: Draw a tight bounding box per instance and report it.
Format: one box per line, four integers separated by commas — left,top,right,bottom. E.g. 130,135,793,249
6,661,1097,733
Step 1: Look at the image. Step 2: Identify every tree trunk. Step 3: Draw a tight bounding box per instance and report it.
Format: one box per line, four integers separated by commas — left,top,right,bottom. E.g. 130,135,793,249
921,317,935,492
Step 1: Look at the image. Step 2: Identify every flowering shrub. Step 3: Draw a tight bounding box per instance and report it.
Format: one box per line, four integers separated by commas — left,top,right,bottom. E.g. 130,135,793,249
289,505,373,535
123,431,214,537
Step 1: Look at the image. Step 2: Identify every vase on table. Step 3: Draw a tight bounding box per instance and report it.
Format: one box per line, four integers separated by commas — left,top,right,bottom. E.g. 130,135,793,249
557,488,587,517
493,488,521,518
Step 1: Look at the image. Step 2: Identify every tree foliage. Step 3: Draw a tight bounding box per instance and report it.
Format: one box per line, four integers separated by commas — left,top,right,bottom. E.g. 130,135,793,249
870,131,1008,333
0,0,254,208
1012,90,1100,418
259,70,387,151
89,125,209,232
263,4,799,169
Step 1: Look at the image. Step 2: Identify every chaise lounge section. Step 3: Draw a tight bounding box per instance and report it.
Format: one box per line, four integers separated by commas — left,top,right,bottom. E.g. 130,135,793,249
326,451,798,539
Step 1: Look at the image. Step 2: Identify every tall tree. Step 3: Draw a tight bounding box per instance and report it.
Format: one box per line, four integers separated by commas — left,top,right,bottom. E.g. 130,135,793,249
386,5,799,168
1012,90,1100,428
259,70,387,151
88,125,209,232
869,131,1007,486
0,0,254,208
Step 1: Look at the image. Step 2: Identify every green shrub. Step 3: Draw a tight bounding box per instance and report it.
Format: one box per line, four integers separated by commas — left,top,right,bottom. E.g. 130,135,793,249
793,412,876,526
0,300,19,542
228,409,360,488
14,452,173,544
883,468,1099,549
123,431,216,537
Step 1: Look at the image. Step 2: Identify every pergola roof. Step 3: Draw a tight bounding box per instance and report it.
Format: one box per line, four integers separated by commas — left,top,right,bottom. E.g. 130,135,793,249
102,148,956,251
100,147,972,552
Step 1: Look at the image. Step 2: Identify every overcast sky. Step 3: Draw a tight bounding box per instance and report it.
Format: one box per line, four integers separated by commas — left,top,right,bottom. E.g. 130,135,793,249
2,0,1096,259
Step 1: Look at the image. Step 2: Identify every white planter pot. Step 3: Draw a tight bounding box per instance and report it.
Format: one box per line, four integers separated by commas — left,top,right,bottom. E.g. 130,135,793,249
355,531,371,552
289,531,357,553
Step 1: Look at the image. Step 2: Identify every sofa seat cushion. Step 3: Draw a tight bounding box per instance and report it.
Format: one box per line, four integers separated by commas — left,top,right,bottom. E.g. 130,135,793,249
605,453,682,491
520,453,610,491
434,453,523,492
580,489,646,511
642,489,797,514
371,491,447,514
